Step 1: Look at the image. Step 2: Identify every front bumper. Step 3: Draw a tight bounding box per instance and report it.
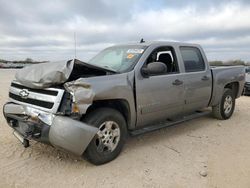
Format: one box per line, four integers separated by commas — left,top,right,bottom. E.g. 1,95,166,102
3,102,98,156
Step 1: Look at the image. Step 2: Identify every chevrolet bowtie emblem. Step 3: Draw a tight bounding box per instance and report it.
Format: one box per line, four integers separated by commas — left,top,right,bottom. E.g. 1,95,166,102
19,89,29,99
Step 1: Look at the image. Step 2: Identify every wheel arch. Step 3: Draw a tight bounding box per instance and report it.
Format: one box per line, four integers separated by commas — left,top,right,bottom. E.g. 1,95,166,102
224,81,239,98
83,99,132,130
210,81,240,107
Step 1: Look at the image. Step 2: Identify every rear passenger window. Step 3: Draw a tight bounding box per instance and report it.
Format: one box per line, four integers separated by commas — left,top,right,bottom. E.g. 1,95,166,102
180,47,205,72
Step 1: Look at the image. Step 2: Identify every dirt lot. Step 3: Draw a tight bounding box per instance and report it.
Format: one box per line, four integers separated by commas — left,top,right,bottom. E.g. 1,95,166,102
0,69,250,188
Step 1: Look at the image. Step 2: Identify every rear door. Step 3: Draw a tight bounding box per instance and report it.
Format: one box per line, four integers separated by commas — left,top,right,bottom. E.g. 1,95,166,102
179,46,212,113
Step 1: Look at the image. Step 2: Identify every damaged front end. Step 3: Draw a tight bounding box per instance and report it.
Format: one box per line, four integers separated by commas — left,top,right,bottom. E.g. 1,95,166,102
49,116,98,155
64,78,95,115
3,102,98,156
2,59,113,156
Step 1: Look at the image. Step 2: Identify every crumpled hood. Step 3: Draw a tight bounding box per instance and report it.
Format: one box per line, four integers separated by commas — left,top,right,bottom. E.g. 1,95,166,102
15,59,115,89
15,60,74,89
14,58,133,116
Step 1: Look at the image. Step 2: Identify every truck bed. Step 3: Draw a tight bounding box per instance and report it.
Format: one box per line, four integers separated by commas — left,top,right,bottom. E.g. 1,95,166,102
209,66,245,106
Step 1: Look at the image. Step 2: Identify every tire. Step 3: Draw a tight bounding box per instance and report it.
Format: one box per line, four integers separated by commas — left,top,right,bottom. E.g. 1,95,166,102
212,88,235,120
83,108,127,165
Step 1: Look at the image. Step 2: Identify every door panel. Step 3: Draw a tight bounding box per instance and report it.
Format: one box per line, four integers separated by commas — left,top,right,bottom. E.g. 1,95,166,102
183,70,212,113
179,46,213,113
135,74,185,127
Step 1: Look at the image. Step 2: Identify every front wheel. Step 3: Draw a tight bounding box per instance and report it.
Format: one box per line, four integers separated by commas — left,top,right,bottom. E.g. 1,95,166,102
212,88,235,120
83,108,127,165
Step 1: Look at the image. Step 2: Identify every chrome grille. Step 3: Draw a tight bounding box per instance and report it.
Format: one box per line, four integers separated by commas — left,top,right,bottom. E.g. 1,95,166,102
9,81,64,113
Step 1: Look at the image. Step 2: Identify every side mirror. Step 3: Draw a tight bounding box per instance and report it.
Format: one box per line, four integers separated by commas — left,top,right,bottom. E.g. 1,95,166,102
141,62,167,77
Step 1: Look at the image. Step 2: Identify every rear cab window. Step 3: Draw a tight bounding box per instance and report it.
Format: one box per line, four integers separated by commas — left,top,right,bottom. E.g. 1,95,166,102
180,47,206,72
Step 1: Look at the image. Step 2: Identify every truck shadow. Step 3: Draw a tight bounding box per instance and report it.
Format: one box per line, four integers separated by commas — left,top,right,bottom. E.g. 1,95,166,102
124,113,217,153
28,113,218,165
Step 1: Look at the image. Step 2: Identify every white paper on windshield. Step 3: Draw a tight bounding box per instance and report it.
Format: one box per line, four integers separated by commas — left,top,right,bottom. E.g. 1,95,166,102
127,49,144,54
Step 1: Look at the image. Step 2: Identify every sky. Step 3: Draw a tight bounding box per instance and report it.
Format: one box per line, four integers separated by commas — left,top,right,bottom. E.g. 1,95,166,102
0,0,250,62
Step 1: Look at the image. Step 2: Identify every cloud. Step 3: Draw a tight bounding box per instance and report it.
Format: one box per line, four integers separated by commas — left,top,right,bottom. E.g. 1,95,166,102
0,0,249,61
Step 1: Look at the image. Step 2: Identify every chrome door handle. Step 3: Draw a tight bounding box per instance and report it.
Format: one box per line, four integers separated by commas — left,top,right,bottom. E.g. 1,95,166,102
172,79,183,86
201,76,209,81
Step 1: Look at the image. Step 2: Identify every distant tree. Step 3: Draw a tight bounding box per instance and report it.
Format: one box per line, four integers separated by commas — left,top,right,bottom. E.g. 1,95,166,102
25,58,33,63
0,58,47,68
209,61,223,66
224,60,245,66
0,59,7,63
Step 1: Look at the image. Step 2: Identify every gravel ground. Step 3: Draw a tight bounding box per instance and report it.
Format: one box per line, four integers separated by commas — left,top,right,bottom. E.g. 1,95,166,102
0,69,250,188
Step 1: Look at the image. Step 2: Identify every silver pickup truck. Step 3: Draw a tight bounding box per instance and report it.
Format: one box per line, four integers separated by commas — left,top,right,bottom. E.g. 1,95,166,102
3,41,245,165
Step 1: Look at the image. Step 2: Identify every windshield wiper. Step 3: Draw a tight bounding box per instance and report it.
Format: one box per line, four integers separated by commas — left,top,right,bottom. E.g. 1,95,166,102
103,65,118,73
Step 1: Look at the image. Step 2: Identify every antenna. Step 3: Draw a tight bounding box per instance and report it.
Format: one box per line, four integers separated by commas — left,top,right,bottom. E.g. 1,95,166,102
74,31,77,59
140,38,145,43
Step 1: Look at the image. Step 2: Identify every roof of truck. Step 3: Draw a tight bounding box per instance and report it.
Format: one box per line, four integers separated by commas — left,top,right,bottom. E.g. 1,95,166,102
115,41,201,48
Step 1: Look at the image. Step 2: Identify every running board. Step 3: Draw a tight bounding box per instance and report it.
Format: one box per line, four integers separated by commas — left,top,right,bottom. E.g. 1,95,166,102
130,110,211,136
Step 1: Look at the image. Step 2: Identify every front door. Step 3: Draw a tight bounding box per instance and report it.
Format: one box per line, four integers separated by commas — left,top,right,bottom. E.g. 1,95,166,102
135,46,185,127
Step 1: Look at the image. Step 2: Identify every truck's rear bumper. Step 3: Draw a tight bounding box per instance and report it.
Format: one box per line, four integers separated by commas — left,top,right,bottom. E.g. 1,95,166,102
3,102,98,156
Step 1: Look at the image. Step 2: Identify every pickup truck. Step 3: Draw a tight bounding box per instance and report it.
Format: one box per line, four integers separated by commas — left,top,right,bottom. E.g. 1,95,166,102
3,41,245,165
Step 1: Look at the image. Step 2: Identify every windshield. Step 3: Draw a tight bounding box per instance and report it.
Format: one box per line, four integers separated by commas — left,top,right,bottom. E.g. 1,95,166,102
88,45,147,73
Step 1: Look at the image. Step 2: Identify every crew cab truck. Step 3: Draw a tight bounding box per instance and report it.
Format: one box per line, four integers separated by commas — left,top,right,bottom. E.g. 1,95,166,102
3,41,245,165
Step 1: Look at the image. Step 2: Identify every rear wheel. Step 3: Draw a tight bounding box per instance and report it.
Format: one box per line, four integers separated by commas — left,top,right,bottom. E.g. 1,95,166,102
212,88,235,120
83,108,127,165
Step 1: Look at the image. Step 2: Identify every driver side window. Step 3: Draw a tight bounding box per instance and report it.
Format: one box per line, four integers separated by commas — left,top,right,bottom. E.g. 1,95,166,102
146,46,179,74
